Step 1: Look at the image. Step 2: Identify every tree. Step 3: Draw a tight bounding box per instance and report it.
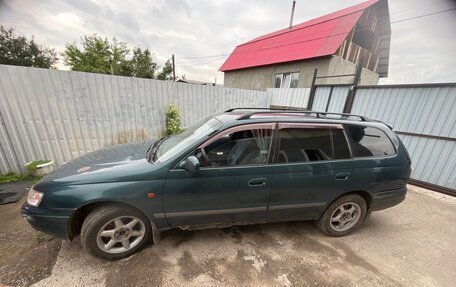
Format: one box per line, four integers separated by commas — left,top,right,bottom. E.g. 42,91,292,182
63,35,163,79
130,48,157,78
156,59,174,80
110,38,132,76
63,34,132,76
64,34,174,80
0,26,57,68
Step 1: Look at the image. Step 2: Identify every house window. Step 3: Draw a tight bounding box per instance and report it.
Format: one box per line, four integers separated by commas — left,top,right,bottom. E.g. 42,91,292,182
274,72,299,88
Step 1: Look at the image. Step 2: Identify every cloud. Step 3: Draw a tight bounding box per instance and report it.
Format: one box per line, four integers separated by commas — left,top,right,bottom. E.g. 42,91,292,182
0,0,455,84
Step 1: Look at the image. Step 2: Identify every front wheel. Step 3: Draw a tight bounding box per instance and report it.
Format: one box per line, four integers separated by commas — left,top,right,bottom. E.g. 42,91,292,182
316,194,367,237
81,204,152,260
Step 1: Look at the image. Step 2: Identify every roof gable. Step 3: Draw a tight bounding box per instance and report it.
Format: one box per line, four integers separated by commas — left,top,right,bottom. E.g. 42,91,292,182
220,0,380,72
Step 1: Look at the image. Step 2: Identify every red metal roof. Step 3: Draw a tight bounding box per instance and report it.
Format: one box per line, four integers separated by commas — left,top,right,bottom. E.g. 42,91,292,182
220,0,379,72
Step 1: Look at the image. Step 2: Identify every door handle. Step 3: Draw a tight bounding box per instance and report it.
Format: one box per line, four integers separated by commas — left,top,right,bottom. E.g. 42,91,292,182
248,178,267,187
335,173,350,180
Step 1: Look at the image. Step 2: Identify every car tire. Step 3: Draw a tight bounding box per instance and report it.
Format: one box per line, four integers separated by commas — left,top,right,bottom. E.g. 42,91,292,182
316,194,367,237
81,204,152,260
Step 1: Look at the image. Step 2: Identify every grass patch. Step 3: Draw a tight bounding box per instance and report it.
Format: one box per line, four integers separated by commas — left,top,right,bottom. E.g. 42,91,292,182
0,173,42,184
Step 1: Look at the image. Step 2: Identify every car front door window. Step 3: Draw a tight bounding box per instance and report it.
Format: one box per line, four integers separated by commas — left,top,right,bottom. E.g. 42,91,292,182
197,127,273,167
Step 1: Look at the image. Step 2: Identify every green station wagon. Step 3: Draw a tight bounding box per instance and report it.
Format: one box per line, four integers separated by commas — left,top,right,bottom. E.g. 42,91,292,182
22,108,411,260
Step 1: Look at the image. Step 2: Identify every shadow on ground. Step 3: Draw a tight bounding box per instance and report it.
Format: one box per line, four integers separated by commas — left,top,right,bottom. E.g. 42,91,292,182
35,218,403,287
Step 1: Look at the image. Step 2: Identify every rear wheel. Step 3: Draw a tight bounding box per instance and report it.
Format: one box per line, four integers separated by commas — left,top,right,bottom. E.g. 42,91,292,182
81,204,152,260
316,194,367,237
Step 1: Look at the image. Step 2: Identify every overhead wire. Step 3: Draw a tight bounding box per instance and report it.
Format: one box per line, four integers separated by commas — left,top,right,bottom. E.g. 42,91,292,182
177,54,229,60
391,7,456,23
175,6,456,65
177,57,226,67
390,1,450,16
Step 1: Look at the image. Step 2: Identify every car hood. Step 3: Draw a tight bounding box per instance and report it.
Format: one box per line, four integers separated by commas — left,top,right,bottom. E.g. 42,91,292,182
36,140,161,187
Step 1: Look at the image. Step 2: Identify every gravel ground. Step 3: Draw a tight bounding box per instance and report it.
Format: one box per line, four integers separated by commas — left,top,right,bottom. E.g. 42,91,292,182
1,184,455,287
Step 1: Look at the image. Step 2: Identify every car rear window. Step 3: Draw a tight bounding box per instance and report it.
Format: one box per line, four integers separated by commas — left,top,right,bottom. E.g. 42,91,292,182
344,125,396,157
278,128,350,163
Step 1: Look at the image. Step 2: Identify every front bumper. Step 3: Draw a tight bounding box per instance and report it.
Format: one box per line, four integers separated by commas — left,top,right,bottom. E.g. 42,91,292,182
371,187,407,211
21,203,74,240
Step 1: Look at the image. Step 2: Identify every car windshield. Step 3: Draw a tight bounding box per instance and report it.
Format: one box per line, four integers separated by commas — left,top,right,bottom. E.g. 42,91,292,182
151,116,223,163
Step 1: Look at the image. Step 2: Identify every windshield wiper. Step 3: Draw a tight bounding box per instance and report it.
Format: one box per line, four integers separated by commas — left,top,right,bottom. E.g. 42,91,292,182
146,137,166,163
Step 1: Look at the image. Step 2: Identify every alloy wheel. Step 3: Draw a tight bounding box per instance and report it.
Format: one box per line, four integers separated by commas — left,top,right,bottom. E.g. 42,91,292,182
96,216,146,254
329,202,362,232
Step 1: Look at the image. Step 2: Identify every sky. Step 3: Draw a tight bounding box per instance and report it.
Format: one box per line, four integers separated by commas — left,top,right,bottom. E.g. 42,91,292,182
0,0,455,85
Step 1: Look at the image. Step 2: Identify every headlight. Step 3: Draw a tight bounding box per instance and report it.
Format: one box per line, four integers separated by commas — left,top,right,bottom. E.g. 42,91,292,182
27,187,44,207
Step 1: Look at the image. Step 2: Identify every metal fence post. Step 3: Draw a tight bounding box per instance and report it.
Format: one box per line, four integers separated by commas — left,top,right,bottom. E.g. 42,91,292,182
343,54,364,113
307,69,318,110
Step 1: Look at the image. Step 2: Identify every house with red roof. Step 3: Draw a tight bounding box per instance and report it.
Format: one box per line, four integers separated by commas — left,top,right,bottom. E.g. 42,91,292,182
220,0,390,91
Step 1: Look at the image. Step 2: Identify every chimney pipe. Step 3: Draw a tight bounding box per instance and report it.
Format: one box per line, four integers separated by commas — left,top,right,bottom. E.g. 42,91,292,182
289,1,296,28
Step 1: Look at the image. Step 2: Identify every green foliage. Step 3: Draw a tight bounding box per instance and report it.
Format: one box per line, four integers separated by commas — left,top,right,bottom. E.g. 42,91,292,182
0,26,57,68
165,104,183,135
31,176,42,184
156,59,174,80
64,34,170,80
0,173,25,184
63,35,132,76
0,173,41,184
25,160,51,171
130,47,158,78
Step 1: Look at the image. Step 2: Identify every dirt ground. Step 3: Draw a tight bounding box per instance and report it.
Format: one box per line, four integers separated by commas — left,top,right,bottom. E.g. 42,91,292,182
1,184,455,287
0,181,61,287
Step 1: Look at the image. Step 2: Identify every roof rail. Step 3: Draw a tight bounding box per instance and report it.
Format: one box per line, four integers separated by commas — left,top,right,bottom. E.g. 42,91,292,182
225,108,370,122
224,107,306,112
371,119,394,129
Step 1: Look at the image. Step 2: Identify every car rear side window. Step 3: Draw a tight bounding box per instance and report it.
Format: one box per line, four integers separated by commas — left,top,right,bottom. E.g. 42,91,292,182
332,129,351,159
278,127,350,163
345,125,395,157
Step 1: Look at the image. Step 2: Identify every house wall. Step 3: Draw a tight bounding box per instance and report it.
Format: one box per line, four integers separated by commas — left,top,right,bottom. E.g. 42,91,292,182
328,55,379,85
223,55,379,91
223,57,330,91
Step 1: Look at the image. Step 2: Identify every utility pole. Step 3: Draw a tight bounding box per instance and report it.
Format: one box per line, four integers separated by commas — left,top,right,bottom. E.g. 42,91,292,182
109,59,114,75
171,54,176,81
289,1,296,28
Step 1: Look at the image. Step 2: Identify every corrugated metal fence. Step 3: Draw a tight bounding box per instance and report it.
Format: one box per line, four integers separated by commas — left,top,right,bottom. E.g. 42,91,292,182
267,88,310,109
310,86,351,112
311,83,456,192
352,85,456,192
1,64,455,193
0,65,271,174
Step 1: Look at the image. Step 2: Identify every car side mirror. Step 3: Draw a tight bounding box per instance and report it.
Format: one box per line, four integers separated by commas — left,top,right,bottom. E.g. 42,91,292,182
184,156,200,172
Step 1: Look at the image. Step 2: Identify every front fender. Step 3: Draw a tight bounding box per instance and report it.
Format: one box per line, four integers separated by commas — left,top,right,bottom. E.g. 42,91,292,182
36,179,169,229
